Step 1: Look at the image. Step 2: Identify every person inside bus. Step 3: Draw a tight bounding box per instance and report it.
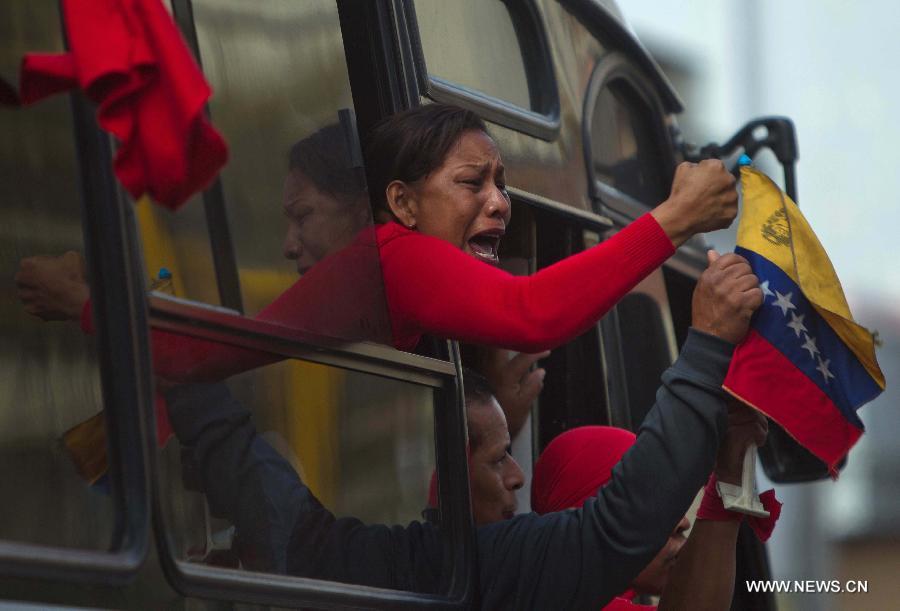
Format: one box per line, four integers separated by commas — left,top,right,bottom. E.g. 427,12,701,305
161,247,764,609
421,368,527,526
16,104,739,385
531,422,780,611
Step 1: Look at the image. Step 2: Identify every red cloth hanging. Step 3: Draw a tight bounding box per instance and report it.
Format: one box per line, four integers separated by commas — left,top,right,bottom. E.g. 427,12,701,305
15,0,227,210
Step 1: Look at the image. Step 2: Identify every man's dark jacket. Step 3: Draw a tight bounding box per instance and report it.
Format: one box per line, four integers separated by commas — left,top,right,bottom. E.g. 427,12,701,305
166,329,732,610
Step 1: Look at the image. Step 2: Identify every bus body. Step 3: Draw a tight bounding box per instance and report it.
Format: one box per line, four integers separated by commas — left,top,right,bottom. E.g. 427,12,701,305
0,0,797,608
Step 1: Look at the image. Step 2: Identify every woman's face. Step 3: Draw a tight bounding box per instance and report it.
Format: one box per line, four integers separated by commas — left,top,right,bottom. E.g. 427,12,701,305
400,129,511,264
282,169,368,274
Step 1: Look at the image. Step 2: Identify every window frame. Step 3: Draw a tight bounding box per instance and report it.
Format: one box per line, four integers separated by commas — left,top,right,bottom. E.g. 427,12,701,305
582,51,676,220
0,93,153,585
144,1,477,607
148,298,472,609
405,0,561,141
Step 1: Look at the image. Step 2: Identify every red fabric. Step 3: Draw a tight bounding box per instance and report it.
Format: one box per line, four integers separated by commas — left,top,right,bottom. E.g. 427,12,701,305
154,390,173,445
80,215,672,444
602,590,655,610
532,426,637,514
532,428,656,610
696,474,783,543
382,214,674,352
84,214,673,381
16,0,227,209
723,330,863,475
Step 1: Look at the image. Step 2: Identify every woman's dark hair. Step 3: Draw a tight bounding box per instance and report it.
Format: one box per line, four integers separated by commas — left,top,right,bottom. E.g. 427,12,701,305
288,124,366,204
363,104,488,215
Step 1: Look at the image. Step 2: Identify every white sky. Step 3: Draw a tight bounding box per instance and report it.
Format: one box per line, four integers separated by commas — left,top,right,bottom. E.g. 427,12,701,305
622,0,900,309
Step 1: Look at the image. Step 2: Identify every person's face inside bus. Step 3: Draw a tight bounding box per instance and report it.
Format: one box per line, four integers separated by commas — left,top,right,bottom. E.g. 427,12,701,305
630,515,690,596
467,396,524,525
387,129,511,265
282,168,368,275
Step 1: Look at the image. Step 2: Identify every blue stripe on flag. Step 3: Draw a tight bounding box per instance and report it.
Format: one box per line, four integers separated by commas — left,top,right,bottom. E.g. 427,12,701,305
736,247,879,429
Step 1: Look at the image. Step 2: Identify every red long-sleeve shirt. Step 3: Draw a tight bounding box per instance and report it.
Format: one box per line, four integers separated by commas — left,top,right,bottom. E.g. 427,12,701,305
83,213,674,381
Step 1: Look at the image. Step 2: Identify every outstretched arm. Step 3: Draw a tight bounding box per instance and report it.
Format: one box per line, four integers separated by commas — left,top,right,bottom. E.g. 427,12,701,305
165,382,443,592
474,250,763,611
383,160,737,353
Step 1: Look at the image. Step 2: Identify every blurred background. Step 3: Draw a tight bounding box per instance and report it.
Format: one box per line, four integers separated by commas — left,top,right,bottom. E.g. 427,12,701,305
620,1,900,609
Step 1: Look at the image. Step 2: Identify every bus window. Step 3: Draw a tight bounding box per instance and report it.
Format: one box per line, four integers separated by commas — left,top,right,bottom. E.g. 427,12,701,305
0,3,115,551
589,77,669,207
154,344,440,591
614,271,678,431
192,0,378,326
414,0,531,109
531,210,609,452
136,0,392,347
412,0,559,140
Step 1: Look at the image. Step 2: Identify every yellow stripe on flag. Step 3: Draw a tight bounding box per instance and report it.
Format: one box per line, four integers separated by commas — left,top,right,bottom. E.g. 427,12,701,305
737,167,885,389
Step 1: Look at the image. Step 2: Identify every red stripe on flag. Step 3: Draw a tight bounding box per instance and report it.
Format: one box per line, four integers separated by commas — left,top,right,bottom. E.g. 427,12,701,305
723,330,862,476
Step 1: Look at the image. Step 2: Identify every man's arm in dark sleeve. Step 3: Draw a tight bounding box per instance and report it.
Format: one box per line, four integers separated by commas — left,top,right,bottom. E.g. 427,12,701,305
165,383,444,592
165,383,314,574
476,329,731,611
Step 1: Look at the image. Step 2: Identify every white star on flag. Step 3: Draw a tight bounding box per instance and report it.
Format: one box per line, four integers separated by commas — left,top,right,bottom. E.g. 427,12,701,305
816,357,835,383
801,334,820,359
759,280,775,300
787,312,807,338
772,290,796,316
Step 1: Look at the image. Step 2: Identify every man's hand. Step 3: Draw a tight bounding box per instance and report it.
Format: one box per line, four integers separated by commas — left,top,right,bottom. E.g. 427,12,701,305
15,251,90,322
652,160,738,247
480,347,548,438
691,250,763,345
715,400,768,485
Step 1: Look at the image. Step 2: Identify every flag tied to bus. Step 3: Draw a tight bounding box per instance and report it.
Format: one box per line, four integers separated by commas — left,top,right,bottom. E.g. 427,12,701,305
13,0,227,210
723,166,885,475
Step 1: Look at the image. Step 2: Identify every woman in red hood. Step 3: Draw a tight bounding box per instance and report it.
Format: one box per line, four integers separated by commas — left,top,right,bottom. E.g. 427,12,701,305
532,423,780,610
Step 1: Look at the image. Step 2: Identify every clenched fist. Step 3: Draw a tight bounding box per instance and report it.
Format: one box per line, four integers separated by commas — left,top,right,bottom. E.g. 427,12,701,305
691,250,763,345
15,251,90,322
652,159,738,247
715,400,768,485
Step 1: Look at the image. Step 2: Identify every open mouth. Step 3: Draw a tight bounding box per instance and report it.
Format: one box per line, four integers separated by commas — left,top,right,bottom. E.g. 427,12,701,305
467,229,504,264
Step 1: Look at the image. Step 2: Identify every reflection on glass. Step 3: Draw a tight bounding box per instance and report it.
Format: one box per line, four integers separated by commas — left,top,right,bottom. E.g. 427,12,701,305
414,0,532,110
139,0,392,348
158,353,436,586
193,0,373,309
0,2,114,550
590,80,667,206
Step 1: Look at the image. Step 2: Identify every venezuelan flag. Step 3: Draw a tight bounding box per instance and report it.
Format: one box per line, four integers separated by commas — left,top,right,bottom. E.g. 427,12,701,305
723,166,885,475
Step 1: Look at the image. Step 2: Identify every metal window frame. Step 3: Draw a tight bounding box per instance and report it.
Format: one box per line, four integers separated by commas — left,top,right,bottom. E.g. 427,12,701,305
404,0,561,141
169,0,246,314
582,52,676,215
0,93,153,586
145,0,476,607
582,52,711,280
559,0,684,114
147,301,473,609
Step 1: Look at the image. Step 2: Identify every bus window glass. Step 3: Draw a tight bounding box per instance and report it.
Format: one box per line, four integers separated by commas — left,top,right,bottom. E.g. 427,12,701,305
141,0,392,347
0,2,115,551
589,79,668,206
414,0,533,111
614,270,678,430
156,349,438,589
194,0,382,321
